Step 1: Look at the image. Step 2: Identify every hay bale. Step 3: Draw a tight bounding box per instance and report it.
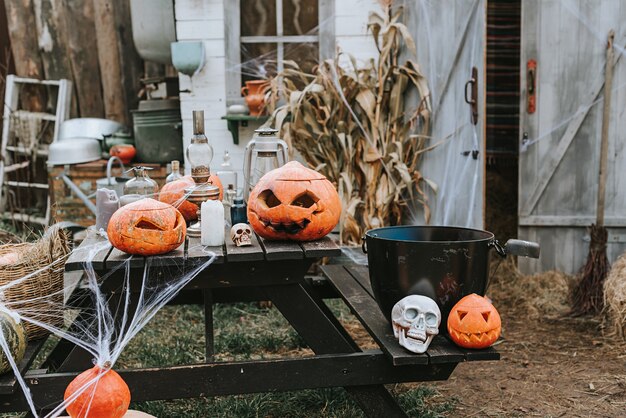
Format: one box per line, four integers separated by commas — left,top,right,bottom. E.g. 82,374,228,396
603,253,626,339
489,257,572,319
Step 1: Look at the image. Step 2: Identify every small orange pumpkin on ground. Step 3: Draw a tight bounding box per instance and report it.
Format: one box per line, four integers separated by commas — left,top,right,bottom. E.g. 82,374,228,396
447,293,501,349
247,161,341,241
158,175,223,221
64,364,130,418
107,198,186,256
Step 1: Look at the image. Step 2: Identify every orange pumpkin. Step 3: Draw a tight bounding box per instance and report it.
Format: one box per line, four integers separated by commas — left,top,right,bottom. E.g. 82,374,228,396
64,364,130,418
447,293,501,349
247,161,341,241
158,175,223,222
107,198,186,256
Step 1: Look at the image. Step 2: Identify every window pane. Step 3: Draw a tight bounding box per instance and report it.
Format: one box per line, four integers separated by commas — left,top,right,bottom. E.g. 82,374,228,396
241,0,276,36
241,43,278,84
283,0,319,35
284,42,319,74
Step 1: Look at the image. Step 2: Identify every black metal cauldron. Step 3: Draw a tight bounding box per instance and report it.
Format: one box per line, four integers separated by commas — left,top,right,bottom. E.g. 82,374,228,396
363,225,540,330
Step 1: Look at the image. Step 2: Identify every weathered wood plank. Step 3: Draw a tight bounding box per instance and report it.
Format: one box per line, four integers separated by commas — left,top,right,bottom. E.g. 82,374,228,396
407,0,486,227
224,226,264,262
60,0,104,117
14,352,456,410
256,235,304,261
299,236,342,259
186,236,225,264
33,0,75,118
321,265,429,366
65,230,106,271
3,0,46,111
66,232,112,272
105,248,142,270
150,241,186,267
93,0,126,124
113,0,143,125
345,264,375,298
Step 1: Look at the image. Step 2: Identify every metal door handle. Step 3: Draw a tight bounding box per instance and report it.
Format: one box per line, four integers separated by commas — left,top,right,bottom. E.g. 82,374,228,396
464,67,479,125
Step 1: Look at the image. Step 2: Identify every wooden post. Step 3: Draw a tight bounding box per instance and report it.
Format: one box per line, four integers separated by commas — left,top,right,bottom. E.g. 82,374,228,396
33,0,77,116
61,0,105,118
113,0,143,124
92,0,126,124
3,0,45,111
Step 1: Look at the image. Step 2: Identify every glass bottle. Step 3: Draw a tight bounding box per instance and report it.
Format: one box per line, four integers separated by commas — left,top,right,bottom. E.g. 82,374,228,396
186,110,213,183
216,150,237,192
121,166,159,205
230,198,247,224
166,160,183,183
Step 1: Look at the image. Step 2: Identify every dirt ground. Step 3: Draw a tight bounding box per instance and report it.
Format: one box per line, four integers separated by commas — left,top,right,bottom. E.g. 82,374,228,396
427,167,626,417
432,308,626,417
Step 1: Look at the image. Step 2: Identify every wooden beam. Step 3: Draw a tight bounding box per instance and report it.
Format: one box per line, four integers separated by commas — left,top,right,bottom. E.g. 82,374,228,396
92,0,126,124
3,0,45,111
61,0,105,118
113,0,143,124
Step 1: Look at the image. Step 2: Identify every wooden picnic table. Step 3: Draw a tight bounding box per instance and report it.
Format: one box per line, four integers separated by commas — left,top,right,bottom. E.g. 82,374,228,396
0,228,499,417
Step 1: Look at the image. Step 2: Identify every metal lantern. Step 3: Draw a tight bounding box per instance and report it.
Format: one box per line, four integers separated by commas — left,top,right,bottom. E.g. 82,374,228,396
242,127,288,202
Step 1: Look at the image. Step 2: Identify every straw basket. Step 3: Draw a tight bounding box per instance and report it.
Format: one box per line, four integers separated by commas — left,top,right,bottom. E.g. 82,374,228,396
0,227,70,339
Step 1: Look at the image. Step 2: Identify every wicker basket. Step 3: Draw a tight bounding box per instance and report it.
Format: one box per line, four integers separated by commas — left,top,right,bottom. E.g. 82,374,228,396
0,228,70,339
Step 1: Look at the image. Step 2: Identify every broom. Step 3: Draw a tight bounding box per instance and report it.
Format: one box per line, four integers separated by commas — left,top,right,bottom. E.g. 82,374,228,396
571,30,614,316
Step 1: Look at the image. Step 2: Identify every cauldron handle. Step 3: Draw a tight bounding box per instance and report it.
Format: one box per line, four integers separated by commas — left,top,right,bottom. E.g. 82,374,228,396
488,239,507,258
504,239,541,258
489,239,540,259
361,236,367,254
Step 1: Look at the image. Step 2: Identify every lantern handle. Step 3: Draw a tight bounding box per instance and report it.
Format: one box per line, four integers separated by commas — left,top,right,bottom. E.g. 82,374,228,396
243,140,255,202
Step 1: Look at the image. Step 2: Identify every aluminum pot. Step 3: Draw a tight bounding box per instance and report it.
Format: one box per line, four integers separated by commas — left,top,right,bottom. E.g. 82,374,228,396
59,118,125,141
362,225,540,331
47,138,102,166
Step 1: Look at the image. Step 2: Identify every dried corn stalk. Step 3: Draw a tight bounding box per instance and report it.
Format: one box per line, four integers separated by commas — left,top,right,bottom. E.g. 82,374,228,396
267,4,433,244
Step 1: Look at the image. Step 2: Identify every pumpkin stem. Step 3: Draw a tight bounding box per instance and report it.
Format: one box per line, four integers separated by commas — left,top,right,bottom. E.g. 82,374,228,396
101,360,112,370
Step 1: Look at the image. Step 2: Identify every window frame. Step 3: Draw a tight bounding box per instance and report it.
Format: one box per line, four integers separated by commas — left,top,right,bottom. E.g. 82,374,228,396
224,0,335,105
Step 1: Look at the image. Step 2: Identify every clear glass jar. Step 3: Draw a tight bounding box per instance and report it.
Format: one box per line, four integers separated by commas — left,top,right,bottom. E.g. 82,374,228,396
166,160,183,183
123,166,159,201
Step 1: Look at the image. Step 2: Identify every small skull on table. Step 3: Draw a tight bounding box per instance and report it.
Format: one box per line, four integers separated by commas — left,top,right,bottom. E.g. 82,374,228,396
231,223,252,246
391,295,441,354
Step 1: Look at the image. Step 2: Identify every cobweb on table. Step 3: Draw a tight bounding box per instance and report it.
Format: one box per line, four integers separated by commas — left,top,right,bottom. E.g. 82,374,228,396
0,220,216,417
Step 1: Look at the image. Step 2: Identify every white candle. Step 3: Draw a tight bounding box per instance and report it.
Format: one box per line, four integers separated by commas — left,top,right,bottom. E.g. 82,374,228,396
96,188,119,231
201,200,225,246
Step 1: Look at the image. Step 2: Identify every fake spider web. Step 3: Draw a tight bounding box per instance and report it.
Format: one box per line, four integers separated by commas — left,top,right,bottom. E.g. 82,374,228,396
0,192,216,417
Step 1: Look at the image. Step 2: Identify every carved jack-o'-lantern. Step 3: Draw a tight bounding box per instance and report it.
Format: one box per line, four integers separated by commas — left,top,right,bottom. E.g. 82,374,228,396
447,293,501,349
247,161,341,241
107,198,186,256
159,175,224,222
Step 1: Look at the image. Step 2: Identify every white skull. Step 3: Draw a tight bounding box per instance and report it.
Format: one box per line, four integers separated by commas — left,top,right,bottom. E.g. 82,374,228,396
391,295,441,354
231,223,252,246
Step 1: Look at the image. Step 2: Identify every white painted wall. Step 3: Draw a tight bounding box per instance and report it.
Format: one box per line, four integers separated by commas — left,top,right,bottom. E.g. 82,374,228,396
174,0,380,189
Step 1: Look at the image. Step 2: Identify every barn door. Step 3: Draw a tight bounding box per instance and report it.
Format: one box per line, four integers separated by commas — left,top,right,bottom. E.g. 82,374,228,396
407,0,487,228
518,0,626,273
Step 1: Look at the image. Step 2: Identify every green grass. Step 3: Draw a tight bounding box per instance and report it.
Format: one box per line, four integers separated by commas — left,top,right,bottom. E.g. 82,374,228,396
119,301,456,417
1,300,456,417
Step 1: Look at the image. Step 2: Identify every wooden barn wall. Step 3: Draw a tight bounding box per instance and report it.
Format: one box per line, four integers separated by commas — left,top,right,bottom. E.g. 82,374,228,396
403,0,486,228
2,0,143,125
0,0,14,140
518,0,626,274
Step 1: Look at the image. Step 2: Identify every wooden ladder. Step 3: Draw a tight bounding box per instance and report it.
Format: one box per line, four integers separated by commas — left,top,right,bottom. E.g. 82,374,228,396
0,75,72,226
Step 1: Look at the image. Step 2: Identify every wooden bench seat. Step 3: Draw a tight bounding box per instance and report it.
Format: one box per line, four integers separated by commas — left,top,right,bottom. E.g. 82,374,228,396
321,265,500,366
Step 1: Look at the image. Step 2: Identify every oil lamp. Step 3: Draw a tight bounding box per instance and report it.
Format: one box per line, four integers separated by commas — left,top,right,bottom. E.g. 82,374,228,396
184,110,220,237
